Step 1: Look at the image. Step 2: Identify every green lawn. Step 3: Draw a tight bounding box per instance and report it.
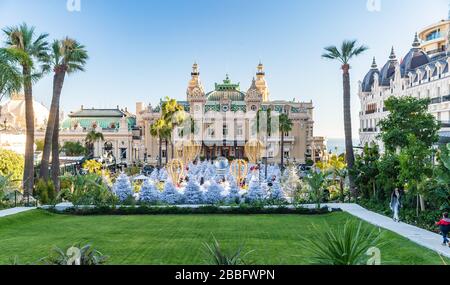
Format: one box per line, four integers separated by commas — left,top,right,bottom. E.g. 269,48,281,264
0,210,446,265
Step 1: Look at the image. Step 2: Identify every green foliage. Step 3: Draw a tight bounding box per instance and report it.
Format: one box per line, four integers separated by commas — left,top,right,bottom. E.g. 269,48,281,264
0,149,24,183
379,96,440,153
126,166,140,176
398,135,433,197
62,174,117,207
35,139,45,152
304,170,327,208
354,143,380,199
300,220,385,265
203,236,252,265
62,141,87,156
34,179,56,205
431,144,450,211
38,243,108,265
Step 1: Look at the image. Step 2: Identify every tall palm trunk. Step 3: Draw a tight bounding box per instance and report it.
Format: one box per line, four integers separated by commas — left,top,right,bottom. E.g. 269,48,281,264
158,136,162,167
51,105,60,191
165,139,169,164
280,133,285,172
40,68,66,180
342,64,356,198
22,66,35,199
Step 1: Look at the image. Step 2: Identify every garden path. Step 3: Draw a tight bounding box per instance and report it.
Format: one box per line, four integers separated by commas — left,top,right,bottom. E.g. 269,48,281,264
0,207,36,218
312,203,450,259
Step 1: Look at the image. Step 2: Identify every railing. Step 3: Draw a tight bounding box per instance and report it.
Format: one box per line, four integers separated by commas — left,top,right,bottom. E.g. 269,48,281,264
431,97,442,104
439,121,450,128
365,110,376,115
361,128,377,133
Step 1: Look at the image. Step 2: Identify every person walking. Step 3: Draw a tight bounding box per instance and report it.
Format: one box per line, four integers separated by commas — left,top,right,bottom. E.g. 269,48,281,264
436,212,450,247
390,188,403,222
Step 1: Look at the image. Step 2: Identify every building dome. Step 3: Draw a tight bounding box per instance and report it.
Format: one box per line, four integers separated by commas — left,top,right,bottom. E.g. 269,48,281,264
379,47,398,87
400,33,430,77
206,75,246,101
361,57,380,92
0,93,49,131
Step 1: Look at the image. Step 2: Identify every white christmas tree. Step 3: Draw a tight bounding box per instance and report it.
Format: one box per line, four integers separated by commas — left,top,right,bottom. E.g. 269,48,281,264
204,181,224,204
270,180,286,202
113,173,134,203
159,168,168,181
150,168,159,182
226,178,241,204
282,166,300,199
161,182,182,205
246,177,265,203
183,180,204,205
139,180,160,205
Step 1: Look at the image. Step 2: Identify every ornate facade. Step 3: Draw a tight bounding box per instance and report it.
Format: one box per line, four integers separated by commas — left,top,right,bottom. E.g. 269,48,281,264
137,63,324,165
359,18,450,150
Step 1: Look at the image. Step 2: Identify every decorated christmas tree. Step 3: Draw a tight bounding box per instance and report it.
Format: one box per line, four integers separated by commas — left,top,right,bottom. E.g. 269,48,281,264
226,178,241,204
246,177,265,203
161,182,182,205
113,173,134,203
204,181,224,204
270,180,286,203
159,168,168,181
282,166,300,199
150,168,159,181
139,180,160,205
183,180,204,205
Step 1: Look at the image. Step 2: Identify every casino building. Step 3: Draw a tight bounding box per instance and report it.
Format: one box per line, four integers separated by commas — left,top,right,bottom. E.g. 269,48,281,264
136,63,325,165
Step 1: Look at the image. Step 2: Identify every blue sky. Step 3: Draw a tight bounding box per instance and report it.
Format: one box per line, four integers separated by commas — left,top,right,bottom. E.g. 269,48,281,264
0,0,448,138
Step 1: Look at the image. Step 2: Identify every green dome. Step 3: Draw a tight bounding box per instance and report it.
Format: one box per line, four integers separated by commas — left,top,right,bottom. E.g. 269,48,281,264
206,75,246,101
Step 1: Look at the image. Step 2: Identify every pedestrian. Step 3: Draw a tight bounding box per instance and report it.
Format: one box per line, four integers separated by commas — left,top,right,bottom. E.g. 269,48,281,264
436,212,450,247
390,188,403,222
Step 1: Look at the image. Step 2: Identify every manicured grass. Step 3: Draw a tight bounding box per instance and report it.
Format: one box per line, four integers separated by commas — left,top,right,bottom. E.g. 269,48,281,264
0,210,446,265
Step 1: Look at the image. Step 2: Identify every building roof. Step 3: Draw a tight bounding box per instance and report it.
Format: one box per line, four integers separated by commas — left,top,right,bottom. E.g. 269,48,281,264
362,57,380,92
400,34,431,77
206,75,246,101
69,108,128,118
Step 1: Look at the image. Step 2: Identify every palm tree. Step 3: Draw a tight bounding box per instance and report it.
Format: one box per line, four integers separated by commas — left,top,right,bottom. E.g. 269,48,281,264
85,130,104,159
0,48,22,129
279,113,293,172
3,23,50,197
0,48,22,100
150,118,166,167
39,38,88,182
161,98,185,159
322,40,368,198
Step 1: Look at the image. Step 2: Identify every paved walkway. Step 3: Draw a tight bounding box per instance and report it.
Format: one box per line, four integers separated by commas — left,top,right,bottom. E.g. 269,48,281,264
0,207,36,218
314,203,450,259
